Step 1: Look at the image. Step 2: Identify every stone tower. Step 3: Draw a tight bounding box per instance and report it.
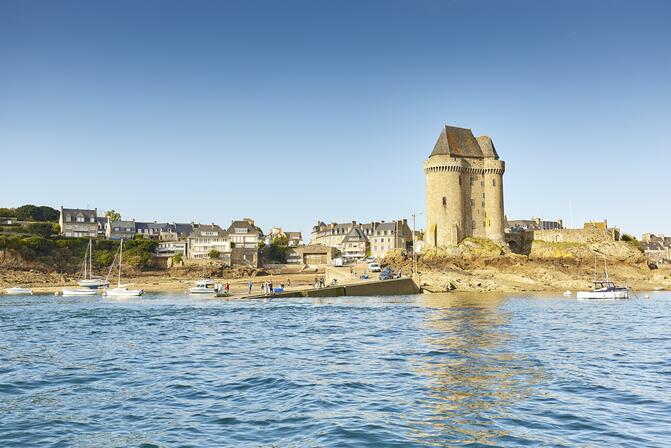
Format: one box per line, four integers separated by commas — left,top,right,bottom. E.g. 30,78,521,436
423,125,505,247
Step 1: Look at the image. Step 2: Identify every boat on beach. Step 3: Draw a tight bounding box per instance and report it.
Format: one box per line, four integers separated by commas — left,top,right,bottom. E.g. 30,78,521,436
187,279,220,295
4,287,33,295
577,255,629,300
103,240,144,297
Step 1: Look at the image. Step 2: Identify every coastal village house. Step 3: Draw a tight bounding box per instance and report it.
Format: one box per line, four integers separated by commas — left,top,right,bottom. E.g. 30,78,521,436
106,220,137,240
641,234,671,264
154,222,194,257
310,219,412,260
286,244,338,266
506,217,564,232
59,207,98,238
226,219,263,267
184,219,262,267
265,227,304,247
187,224,230,260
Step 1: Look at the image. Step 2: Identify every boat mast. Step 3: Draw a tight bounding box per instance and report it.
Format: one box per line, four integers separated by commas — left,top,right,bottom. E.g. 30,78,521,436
118,240,123,288
89,238,93,280
593,254,597,290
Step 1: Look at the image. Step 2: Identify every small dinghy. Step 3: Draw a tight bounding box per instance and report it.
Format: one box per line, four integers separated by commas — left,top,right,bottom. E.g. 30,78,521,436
60,288,98,297
4,287,33,295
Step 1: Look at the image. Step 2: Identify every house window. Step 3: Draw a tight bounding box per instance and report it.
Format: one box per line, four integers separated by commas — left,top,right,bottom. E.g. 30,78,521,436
235,228,248,234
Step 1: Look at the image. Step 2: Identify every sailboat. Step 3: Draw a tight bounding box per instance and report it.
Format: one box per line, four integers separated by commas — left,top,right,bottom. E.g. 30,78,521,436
577,254,629,300
103,240,144,297
77,238,109,289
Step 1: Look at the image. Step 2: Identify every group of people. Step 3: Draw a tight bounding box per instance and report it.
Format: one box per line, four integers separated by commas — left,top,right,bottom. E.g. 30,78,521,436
213,283,230,295
246,279,289,296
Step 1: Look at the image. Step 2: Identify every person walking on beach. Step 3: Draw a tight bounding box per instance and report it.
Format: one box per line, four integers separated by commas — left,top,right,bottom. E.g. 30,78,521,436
225,283,230,293
269,280,274,294
248,279,253,294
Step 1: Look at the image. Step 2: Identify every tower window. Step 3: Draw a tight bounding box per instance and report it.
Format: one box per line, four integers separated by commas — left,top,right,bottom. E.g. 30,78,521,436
492,179,496,187
442,197,447,207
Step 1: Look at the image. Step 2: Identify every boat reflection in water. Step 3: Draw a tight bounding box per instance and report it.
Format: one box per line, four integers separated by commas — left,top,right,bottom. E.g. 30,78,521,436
410,292,544,445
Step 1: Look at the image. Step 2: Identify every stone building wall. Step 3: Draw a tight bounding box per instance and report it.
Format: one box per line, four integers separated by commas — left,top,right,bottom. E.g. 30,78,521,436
424,126,505,247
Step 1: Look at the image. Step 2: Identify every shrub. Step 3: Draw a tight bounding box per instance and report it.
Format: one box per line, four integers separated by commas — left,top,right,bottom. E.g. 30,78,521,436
208,249,221,259
27,222,55,238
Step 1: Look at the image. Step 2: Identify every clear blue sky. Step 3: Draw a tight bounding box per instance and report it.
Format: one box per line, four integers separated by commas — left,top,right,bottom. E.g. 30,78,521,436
1,0,669,238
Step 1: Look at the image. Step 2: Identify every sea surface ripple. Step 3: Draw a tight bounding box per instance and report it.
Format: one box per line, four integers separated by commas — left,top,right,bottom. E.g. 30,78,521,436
1,292,670,447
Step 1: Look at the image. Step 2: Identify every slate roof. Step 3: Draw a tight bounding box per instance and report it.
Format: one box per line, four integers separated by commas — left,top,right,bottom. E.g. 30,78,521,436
430,125,499,159
135,222,170,232
342,226,368,243
61,208,97,221
109,220,136,231
164,223,194,236
227,220,262,236
188,224,226,238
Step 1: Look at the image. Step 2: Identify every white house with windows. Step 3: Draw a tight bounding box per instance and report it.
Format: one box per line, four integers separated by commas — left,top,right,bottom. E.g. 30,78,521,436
59,207,98,238
186,224,230,259
227,219,263,249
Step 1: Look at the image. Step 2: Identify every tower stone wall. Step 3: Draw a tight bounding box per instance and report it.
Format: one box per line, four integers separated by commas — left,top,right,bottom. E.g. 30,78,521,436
424,125,505,248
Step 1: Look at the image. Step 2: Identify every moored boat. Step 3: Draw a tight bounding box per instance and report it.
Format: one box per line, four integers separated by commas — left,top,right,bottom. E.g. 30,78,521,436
577,255,629,300
4,287,33,295
77,239,109,289
103,240,144,297
60,288,98,297
188,279,218,295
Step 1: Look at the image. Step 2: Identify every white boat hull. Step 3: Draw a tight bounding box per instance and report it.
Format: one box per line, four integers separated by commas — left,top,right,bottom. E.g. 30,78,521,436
104,288,144,297
61,288,98,296
78,279,109,288
577,290,629,299
188,287,216,295
4,287,33,295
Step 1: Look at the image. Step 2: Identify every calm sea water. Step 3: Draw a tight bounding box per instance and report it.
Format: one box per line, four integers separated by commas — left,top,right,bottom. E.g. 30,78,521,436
1,292,670,447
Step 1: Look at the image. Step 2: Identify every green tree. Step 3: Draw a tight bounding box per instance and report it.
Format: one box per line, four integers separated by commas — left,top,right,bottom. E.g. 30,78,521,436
36,206,59,222
26,222,56,238
0,207,18,218
105,210,121,221
208,249,221,259
267,235,289,263
14,204,58,221
15,205,37,221
172,253,183,264
21,236,56,257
